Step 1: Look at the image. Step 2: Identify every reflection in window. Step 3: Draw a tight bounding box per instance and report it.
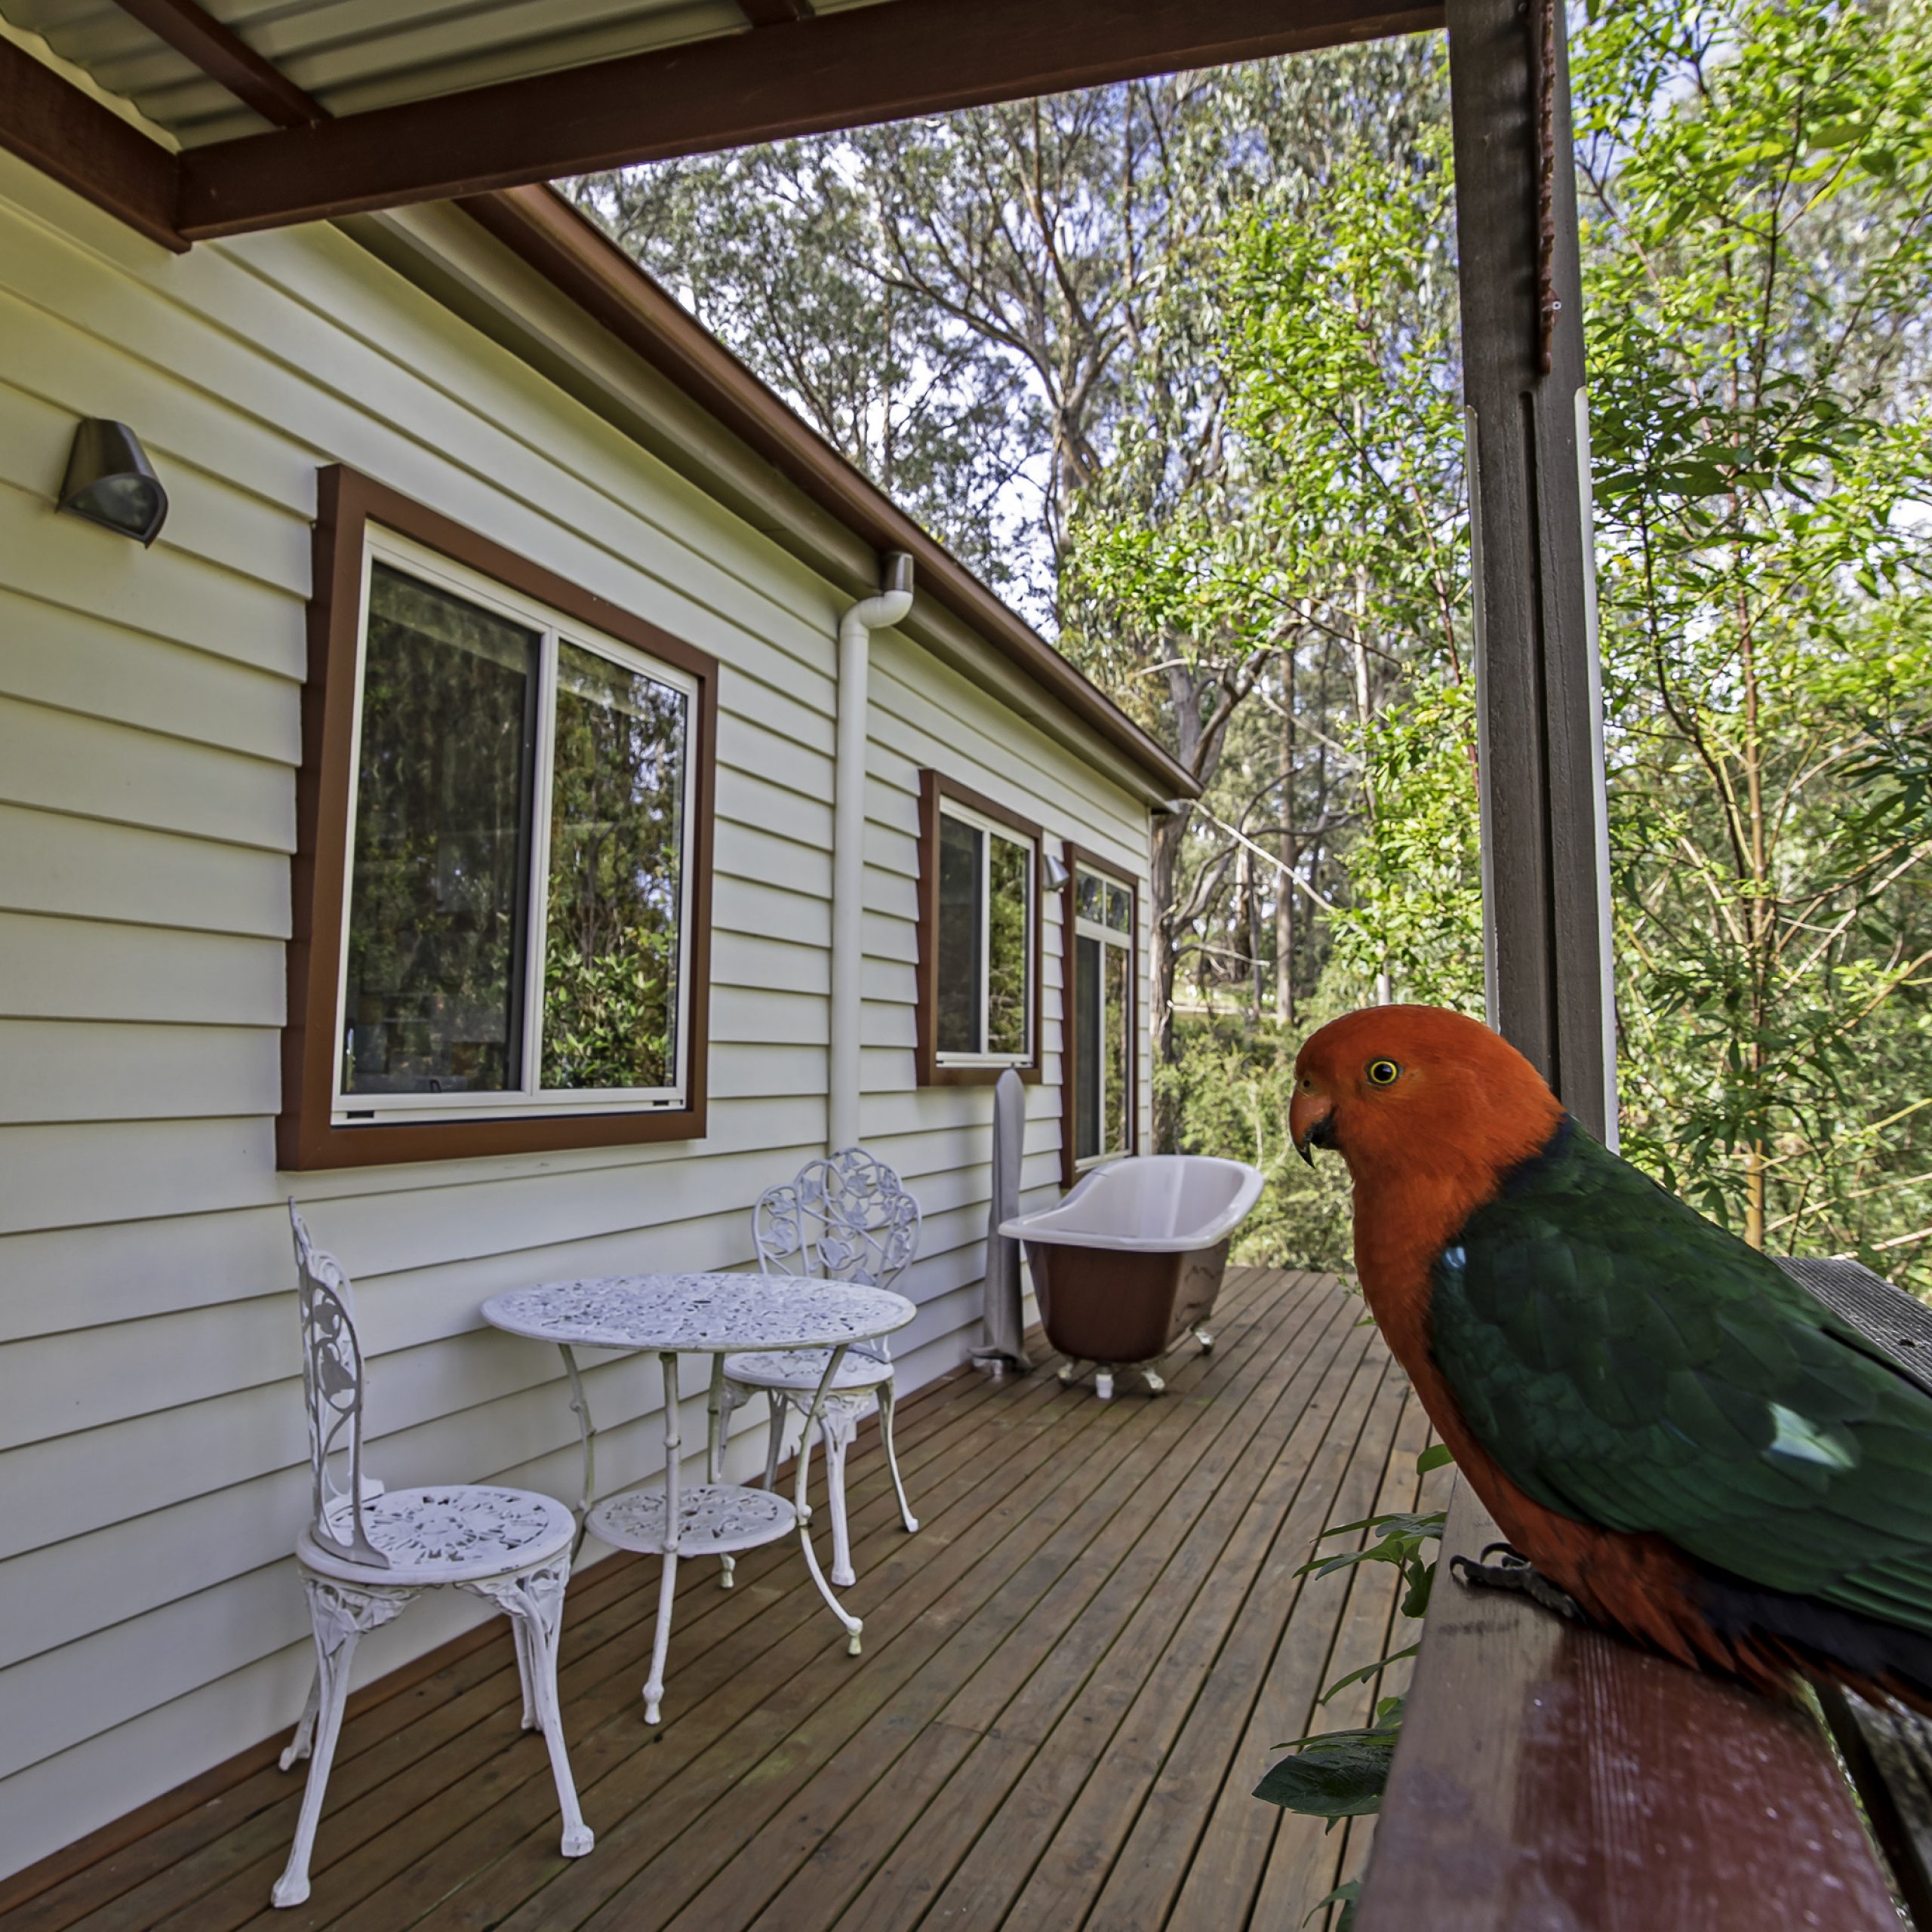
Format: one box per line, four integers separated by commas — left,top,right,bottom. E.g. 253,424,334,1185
937,814,982,1055
542,644,687,1091
338,555,697,1120
1072,865,1134,1164
987,832,1031,1056
1103,938,1130,1155
343,565,537,1096
933,798,1034,1064
1074,933,1101,1157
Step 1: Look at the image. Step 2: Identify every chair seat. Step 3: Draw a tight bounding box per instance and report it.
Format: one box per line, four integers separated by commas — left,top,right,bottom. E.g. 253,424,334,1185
297,1484,574,1587
723,1347,894,1395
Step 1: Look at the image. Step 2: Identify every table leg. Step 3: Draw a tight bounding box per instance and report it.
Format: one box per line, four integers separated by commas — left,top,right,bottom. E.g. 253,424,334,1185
705,1353,734,1590
556,1345,597,1562
792,1343,863,1657
642,1349,681,1724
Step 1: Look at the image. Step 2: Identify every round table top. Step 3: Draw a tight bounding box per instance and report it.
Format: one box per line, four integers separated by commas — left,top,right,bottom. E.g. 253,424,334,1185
480,1271,917,1353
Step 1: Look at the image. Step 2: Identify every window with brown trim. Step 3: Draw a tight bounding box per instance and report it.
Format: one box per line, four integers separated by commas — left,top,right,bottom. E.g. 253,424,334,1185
281,466,717,1169
915,771,1042,1087
1061,844,1138,1186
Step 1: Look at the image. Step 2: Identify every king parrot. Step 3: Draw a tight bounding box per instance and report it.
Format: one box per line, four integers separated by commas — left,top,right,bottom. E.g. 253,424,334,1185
1289,1003,1932,1709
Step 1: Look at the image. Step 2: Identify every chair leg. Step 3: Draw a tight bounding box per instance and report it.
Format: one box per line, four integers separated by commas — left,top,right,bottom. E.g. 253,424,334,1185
469,1562,594,1858
878,1380,920,1536
272,1576,411,1909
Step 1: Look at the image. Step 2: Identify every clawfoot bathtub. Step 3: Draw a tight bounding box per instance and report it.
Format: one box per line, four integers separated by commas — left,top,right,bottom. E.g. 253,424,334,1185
1001,1155,1264,1397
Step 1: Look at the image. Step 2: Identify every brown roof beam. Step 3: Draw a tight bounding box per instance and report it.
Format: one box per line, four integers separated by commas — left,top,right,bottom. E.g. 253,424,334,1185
113,0,325,129
0,33,183,249
737,0,815,23
174,0,1441,239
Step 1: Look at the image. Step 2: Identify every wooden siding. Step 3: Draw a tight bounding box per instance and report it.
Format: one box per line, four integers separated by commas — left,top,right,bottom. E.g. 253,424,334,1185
0,150,1152,1878
0,1269,1442,1932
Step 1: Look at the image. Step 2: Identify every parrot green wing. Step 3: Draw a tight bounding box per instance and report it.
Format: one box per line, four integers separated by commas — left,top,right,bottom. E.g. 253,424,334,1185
1430,1120,1932,1635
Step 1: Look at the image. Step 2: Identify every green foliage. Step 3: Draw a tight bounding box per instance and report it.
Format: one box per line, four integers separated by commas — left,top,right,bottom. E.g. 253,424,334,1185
1253,1700,1404,1820
540,929,677,1091
1158,1011,1354,1270
540,648,686,1091
1321,675,1484,1011
1305,1880,1363,1930
1299,1508,1447,1624
1578,0,1932,1278
1255,1450,1450,1849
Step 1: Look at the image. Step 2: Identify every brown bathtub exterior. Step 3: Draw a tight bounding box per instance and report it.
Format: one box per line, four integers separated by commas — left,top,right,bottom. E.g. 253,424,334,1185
1023,1236,1231,1366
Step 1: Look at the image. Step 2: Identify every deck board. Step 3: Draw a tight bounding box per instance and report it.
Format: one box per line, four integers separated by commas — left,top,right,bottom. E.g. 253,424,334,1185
3,1269,1429,1932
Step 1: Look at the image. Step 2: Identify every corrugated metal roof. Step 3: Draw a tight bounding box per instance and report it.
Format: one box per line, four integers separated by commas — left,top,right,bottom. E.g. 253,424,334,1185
5,0,882,146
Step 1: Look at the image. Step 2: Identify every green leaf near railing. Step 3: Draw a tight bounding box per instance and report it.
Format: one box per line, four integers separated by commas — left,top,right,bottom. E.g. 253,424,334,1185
1305,1878,1362,1930
1254,1697,1406,1820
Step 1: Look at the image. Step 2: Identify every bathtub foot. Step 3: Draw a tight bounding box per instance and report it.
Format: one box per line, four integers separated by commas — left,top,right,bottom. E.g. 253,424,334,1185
1194,1327,1214,1352
1094,1370,1115,1401
1057,1360,1084,1386
1141,1368,1166,1395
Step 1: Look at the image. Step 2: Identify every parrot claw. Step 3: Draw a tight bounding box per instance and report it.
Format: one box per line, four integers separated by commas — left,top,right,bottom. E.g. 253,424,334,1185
1451,1544,1586,1623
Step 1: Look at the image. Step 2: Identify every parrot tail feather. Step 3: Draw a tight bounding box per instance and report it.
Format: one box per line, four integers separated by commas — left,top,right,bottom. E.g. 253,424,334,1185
1697,1567,1932,1717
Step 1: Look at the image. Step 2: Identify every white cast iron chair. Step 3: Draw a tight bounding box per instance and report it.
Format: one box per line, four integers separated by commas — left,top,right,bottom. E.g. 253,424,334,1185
272,1206,592,1908
718,1150,921,1588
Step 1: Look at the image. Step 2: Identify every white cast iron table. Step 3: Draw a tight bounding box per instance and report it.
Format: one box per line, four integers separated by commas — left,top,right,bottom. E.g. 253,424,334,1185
481,1272,915,1723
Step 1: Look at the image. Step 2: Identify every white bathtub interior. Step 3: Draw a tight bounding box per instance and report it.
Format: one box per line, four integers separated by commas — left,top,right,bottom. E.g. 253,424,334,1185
1002,1155,1264,1252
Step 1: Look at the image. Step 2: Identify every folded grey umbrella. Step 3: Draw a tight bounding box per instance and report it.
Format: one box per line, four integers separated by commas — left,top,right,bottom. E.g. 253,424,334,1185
973,1066,1033,1372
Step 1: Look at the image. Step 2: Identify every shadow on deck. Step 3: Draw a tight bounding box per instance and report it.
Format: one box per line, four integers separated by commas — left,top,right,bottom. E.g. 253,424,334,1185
2,1267,1450,1932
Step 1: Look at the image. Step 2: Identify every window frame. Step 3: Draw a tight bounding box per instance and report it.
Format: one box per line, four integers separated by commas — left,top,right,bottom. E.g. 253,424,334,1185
915,771,1043,1088
1060,842,1140,1186
281,466,718,1170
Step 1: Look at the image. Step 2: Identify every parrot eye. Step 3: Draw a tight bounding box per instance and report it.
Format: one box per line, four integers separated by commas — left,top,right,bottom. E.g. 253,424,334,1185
1365,1059,1401,1088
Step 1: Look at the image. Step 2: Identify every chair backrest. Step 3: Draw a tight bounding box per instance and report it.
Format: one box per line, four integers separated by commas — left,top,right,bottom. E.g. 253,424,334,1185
288,1203,390,1569
754,1150,921,1355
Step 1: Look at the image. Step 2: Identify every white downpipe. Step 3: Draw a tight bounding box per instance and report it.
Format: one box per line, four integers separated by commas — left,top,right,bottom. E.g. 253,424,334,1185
829,555,914,1155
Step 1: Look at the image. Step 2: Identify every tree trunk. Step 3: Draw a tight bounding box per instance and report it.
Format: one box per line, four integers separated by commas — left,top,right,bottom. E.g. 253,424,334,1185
1275,651,1297,1026
1149,804,1189,1152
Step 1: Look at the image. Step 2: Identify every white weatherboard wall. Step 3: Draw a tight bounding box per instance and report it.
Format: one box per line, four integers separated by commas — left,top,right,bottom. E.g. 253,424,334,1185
0,154,1154,1878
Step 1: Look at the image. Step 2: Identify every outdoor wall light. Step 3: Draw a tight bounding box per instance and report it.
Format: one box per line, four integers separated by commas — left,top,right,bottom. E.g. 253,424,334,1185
1042,848,1071,891
57,419,168,546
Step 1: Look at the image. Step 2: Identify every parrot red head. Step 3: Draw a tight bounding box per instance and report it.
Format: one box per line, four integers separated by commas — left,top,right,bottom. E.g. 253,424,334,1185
1290,1004,1563,1198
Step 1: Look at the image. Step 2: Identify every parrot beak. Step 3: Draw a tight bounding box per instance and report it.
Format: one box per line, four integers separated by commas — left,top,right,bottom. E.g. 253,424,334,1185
1290,1091,1336,1167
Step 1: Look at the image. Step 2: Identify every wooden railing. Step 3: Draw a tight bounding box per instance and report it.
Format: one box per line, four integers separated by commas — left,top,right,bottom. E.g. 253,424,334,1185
1355,1257,1932,1932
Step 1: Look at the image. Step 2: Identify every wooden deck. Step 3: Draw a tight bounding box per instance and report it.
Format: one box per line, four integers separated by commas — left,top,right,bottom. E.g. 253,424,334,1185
2,1267,1448,1932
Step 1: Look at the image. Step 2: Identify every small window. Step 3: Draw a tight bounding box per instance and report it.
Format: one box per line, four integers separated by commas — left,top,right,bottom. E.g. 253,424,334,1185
1063,848,1137,1183
283,469,717,1168
917,773,1041,1086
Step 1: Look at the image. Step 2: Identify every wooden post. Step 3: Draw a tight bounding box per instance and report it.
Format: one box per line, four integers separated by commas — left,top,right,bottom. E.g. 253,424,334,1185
1447,0,1617,1141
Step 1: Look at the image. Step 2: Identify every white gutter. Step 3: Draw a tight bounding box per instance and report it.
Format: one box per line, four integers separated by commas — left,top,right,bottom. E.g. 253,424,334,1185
829,553,915,1155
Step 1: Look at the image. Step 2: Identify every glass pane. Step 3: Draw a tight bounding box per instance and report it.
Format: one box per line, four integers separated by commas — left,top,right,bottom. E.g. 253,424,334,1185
541,641,689,1091
1106,882,1132,934
343,564,537,1097
1104,939,1131,1154
937,813,981,1054
1075,934,1101,1161
987,832,1032,1057
1076,870,1104,924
